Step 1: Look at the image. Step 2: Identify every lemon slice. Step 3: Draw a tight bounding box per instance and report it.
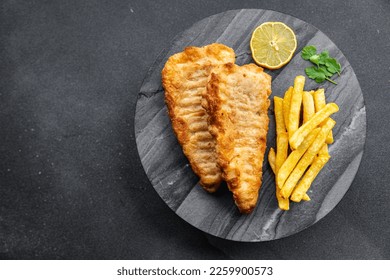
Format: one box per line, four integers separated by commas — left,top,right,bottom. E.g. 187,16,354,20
250,22,297,70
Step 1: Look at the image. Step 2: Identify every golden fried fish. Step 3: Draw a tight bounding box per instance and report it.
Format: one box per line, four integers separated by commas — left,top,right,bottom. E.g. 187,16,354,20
162,43,235,192
203,63,272,213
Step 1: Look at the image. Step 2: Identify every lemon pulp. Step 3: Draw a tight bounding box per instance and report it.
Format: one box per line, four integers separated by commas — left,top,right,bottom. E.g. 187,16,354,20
250,22,297,70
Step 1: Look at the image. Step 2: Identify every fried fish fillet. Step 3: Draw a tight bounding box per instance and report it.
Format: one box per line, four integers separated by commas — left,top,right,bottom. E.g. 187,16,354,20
203,63,272,213
162,43,236,192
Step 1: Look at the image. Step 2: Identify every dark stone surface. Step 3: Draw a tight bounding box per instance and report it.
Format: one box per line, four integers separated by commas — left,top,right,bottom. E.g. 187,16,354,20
0,0,389,258
135,9,366,241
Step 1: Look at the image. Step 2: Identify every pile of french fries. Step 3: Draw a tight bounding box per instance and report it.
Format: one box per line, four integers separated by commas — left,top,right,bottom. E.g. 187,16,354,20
268,76,339,210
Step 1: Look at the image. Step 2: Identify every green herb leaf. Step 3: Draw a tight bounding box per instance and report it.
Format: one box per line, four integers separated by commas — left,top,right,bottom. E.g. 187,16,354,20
309,54,321,66
305,66,326,83
318,51,330,64
301,46,317,60
320,51,330,62
301,45,342,84
320,66,333,77
325,58,341,75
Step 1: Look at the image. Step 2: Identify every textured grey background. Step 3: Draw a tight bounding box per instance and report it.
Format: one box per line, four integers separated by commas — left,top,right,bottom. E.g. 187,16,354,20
1,0,389,259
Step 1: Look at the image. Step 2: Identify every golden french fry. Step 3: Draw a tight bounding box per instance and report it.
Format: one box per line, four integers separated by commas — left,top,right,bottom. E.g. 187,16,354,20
274,96,286,134
276,188,290,210
277,127,321,189
269,146,309,205
282,87,293,131
288,76,305,138
273,97,290,210
318,143,329,157
303,91,315,124
290,155,330,202
268,147,276,173
274,96,288,174
313,89,334,144
269,147,289,210
280,119,335,199
275,132,289,210
312,89,330,157
276,132,289,173
313,88,326,111
289,103,339,150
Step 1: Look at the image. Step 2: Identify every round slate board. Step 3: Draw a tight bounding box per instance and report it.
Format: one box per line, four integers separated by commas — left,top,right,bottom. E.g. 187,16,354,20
135,9,366,241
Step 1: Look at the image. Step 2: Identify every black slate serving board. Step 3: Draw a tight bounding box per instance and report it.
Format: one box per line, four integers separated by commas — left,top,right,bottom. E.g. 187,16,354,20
134,9,366,242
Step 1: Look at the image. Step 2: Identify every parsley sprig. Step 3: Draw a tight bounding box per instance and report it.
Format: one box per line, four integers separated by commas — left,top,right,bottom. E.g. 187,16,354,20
301,46,341,85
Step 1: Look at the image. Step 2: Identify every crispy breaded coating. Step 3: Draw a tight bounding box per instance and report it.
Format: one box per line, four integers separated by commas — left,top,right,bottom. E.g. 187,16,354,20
162,43,235,192
203,63,271,213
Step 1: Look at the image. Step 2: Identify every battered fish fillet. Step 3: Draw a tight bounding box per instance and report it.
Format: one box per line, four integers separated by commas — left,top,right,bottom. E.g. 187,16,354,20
162,43,235,192
203,63,272,213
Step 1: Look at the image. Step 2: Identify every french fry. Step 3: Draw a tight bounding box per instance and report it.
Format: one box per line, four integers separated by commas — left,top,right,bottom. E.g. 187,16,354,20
268,148,276,173
290,154,330,202
282,87,293,131
318,143,329,157
303,91,315,124
274,96,288,173
269,147,310,206
274,96,288,174
288,76,305,139
277,128,320,188
280,119,336,199
313,90,330,157
275,132,289,210
289,103,339,150
276,132,289,174
274,97,286,134
313,89,334,144
313,88,326,111
274,97,290,210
